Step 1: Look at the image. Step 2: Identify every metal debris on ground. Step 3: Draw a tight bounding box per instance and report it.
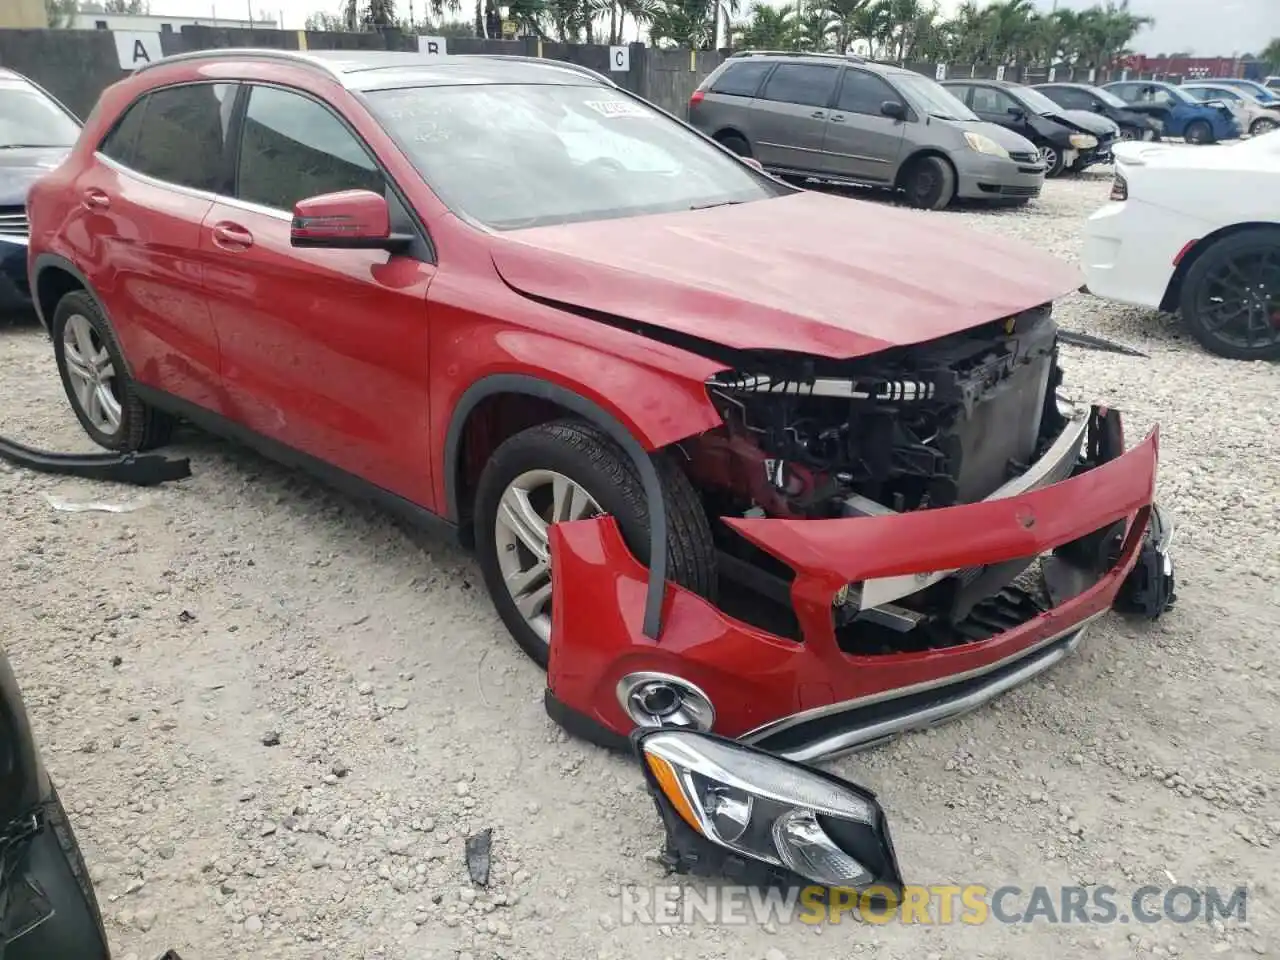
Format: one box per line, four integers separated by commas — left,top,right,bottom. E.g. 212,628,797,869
0,432,191,486
45,494,151,513
1058,329,1150,358
465,827,493,887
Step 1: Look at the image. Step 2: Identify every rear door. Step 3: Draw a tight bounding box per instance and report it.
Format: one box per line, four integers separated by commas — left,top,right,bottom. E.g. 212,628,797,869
198,83,436,505
748,62,840,173
73,81,236,414
820,68,908,183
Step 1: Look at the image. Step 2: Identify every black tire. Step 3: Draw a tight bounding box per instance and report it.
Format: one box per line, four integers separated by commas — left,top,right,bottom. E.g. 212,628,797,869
1249,116,1278,137
474,419,716,667
1179,228,1280,361
1184,119,1214,144
7,785,110,960
1040,143,1067,178
51,289,173,452
1118,125,1140,141
901,155,956,210
715,132,752,158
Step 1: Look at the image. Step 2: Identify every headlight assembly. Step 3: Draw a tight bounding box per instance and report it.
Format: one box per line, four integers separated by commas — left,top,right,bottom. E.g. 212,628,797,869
635,729,903,893
962,131,1010,159
1069,133,1098,149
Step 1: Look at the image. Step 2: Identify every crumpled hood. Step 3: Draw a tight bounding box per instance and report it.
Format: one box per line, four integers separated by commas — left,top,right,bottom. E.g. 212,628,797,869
490,191,1080,359
1061,109,1119,137
0,147,69,207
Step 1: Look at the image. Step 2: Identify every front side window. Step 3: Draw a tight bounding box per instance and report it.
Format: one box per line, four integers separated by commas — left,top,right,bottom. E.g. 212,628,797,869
971,86,1017,114
711,61,773,98
0,79,80,149
125,83,235,192
364,83,780,231
759,64,839,109
1110,84,1139,103
836,70,902,115
926,82,978,118
236,85,383,211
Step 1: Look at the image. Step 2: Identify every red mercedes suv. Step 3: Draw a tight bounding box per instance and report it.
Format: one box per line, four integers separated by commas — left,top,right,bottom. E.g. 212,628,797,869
26,49,1173,762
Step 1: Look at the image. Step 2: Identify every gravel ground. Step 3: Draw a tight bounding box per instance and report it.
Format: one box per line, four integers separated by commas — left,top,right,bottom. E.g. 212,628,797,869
2,167,1277,960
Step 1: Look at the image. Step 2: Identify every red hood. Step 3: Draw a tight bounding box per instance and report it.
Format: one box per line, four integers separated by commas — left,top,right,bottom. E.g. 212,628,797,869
490,191,1081,359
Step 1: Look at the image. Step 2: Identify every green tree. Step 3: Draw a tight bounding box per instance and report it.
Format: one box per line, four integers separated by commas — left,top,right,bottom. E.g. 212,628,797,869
1263,37,1280,69
733,1,797,49
45,0,80,28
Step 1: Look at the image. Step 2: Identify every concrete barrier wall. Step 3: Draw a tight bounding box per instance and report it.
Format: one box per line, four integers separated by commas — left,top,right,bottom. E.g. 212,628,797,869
0,26,1153,125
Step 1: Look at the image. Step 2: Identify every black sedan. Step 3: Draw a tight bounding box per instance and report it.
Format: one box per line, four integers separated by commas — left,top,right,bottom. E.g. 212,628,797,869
941,78,1112,177
1034,82,1162,141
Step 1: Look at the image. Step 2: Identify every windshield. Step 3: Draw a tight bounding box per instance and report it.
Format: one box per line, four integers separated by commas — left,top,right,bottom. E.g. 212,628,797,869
1014,85,1066,115
894,74,978,120
1227,80,1277,102
1187,86,1235,101
1163,85,1195,105
1093,87,1128,108
0,80,80,149
364,84,780,230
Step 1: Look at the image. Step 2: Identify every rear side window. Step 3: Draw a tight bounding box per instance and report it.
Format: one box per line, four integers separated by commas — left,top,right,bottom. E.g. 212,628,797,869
711,61,773,98
836,69,902,115
236,85,383,211
759,64,839,109
1110,84,1139,103
116,83,235,192
99,99,147,165
1043,86,1089,109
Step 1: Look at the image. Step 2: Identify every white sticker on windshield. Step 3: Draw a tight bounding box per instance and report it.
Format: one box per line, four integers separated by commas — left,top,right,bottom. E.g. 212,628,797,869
584,100,650,119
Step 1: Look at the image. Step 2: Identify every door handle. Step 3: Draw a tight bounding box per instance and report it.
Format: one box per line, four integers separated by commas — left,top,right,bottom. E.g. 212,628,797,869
82,188,110,211
811,110,827,119
211,221,254,249
830,114,846,123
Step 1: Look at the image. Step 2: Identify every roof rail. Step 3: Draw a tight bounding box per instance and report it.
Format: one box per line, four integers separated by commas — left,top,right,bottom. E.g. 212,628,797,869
729,50,866,63
134,47,343,78
458,54,617,87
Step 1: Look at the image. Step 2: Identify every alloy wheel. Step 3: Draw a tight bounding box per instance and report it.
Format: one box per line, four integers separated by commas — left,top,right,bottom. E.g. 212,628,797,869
1039,145,1059,172
493,469,602,645
61,314,123,436
1253,118,1277,136
1194,249,1280,353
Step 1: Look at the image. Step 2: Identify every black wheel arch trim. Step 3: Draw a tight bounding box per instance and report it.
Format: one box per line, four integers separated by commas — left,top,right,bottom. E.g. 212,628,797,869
444,373,669,640
31,254,97,334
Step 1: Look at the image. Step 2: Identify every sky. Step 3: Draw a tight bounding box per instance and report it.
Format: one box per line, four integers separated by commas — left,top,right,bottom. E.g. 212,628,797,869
136,0,1280,57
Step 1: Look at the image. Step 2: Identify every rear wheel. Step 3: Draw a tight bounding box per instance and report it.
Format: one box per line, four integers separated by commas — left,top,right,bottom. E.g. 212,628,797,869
51,290,173,452
1184,119,1214,144
901,155,956,211
474,420,716,667
1179,228,1280,361
714,132,752,158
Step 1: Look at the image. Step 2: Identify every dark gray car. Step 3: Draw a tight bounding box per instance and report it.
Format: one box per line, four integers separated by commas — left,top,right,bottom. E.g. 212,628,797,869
688,52,1046,209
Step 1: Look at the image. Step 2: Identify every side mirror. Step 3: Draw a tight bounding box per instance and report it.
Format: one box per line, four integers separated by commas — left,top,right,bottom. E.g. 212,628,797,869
1007,105,1025,118
290,189,412,252
1092,102,1106,112
880,100,906,120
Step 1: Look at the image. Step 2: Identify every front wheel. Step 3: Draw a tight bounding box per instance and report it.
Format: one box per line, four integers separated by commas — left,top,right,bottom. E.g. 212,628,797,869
474,420,716,667
1039,144,1066,178
1179,228,1280,361
901,156,956,210
1184,119,1215,144
1249,116,1278,137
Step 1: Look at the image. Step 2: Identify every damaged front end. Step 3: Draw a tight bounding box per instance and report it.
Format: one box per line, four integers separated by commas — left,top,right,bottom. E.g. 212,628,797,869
545,304,1175,763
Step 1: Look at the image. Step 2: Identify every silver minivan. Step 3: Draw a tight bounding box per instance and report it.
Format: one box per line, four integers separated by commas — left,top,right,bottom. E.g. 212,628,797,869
689,52,1047,209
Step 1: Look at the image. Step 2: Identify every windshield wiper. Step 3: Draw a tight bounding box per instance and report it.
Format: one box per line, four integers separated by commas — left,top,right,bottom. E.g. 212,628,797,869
928,112,960,121
0,144,68,150
689,199,743,211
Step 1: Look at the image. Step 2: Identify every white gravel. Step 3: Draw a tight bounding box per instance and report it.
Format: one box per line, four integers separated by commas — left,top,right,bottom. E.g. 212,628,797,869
2,169,1277,960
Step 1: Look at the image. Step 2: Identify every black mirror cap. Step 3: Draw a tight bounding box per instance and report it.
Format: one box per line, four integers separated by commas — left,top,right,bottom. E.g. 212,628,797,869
880,100,906,120
632,728,905,902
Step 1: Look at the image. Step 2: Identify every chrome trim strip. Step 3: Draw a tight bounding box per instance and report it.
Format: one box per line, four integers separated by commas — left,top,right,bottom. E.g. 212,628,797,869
97,154,310,223
742,608,1107,745
757,620,1098,763
757,141,825,155
824,150,890,164
857,409,1089,610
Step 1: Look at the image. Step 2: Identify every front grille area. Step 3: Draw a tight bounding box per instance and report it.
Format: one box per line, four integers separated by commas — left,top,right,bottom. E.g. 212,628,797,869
1008,150,1038,164
0,206,29,237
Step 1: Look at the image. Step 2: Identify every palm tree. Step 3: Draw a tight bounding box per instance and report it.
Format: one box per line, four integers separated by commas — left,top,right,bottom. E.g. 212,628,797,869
734,2,798,49
1264,37,1280,70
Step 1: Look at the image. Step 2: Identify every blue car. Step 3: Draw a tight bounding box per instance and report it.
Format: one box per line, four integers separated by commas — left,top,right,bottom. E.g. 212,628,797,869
0,68,80,315
1103,80,1239,143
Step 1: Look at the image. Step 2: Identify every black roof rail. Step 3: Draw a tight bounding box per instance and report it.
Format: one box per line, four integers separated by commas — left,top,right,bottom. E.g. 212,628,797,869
458,54,617,86
729,49,866,64
134,47,343,78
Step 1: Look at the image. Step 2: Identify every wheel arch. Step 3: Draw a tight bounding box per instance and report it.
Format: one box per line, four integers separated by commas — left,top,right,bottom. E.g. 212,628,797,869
1159,222,1280,312
894,148,957,191
444,373,694,640
31,253,91,334
712,127,751,151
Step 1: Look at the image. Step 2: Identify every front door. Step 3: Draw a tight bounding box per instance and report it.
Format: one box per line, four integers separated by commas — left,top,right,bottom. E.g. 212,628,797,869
968,85,1029,137
748,62,840,173
200,83,436,506
821,67,908,183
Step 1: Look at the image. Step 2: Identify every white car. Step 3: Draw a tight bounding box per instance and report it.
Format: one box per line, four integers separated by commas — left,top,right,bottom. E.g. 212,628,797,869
1082,135,1280,360
1181,82,1280,137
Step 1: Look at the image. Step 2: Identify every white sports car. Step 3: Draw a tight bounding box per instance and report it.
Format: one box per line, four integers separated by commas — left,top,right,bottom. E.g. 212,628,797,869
1081,133,1280,360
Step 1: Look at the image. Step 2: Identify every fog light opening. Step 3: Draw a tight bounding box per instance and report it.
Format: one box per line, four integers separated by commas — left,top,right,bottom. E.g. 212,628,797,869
618,673,715,732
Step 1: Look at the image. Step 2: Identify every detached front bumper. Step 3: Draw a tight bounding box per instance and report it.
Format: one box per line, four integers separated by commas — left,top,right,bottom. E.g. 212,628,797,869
546,416,1164,763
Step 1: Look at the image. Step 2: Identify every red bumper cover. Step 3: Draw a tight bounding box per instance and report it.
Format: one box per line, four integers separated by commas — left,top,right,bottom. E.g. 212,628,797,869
547,427,1159,759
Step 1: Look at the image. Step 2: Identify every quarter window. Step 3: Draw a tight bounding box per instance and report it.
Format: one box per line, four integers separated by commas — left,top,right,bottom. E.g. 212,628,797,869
835,69,902,115
758,64,839,109
126,83,235,192
710,61,773,98
236,85,383,211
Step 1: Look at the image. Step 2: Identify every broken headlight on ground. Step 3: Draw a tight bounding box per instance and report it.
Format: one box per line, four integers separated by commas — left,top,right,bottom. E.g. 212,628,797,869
635,729,902,894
